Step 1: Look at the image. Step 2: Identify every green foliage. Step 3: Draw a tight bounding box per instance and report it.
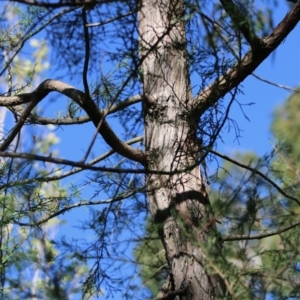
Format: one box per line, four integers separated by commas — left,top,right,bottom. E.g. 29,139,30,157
0,4,88,299
16,6,46,32
271,89,300,180
0,5,46,50
135,89,300,299
0,0,296,299
134,218,167,296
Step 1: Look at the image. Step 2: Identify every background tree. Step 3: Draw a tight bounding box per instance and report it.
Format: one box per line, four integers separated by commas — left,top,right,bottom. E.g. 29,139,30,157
136,85,300,299
0,0,299,299
0,4,88,299
136,117,300,299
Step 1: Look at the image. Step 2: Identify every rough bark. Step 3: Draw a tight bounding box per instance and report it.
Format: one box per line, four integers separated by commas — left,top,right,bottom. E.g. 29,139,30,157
139,0,225,299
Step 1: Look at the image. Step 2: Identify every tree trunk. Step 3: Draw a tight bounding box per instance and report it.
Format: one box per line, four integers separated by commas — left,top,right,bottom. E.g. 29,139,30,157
139,0,225,299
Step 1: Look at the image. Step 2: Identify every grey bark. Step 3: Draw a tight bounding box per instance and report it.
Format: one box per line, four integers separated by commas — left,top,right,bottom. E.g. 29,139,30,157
139,0,225,299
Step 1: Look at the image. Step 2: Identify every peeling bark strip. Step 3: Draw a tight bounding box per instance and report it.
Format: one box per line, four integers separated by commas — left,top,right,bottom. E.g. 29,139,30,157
139,0,225,298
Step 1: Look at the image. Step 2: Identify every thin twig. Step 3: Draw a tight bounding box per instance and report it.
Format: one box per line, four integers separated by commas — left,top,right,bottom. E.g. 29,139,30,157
252,73,300,93
25,94,143,125
0,7,78,77
223,221,300,241
16,189,143,226
0,136,144,189
86,11,134,27
210,149,300,206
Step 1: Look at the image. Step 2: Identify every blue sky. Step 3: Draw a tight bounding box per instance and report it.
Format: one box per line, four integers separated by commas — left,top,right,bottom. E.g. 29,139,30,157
217,2,300,158
47,0,300,167
50,1,300,298
3,0,300,298
47,0,300,177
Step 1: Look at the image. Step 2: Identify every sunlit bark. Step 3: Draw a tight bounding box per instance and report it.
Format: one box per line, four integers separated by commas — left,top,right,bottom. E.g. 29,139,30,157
139,0,225,298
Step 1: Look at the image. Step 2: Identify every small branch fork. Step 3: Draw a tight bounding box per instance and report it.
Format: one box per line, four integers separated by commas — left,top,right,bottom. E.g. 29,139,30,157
193,2,300,117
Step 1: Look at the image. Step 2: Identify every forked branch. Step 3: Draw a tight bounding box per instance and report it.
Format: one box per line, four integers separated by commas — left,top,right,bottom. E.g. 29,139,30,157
193,3,300,117
0,80,146,164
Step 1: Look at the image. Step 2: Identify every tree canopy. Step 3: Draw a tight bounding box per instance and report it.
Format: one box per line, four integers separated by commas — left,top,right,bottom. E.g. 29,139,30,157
0,1,299,299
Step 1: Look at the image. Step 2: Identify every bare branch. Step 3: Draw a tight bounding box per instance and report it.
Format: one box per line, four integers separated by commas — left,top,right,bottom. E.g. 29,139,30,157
0,94,34,106
0,136,144,189
0,80,146,164
16,189,142,226
0,150,146,174
252,73,300,93
86,11,134,28
209,149,300,206
222,221,300,241
28,115,91,125
193,3,300,117
0,149,205,176
102,94,143,115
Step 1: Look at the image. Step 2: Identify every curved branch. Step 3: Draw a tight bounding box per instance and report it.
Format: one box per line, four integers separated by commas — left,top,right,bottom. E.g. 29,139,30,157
222,221,300,241
0,80,146,164
193,3,300,117
210,149,300,206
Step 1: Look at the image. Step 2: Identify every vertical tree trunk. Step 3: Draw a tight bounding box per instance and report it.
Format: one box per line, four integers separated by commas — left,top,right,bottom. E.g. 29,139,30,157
139,0,225,299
